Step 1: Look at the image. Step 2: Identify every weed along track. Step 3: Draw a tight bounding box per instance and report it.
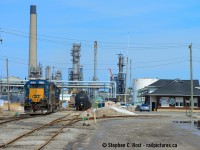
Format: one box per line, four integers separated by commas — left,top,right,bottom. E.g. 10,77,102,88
0,111,82,149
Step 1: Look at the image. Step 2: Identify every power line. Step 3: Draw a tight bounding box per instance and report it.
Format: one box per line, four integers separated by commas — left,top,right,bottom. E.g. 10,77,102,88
1,27,197,50
1,27,90,42
1,29,190,51
0,57,188,71
0,54,189,67
132,60,189,69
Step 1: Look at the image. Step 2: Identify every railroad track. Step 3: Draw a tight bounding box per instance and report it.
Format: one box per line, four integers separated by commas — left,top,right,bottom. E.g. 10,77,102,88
0,112,81,149
0,113,49,125
0,111,163,149
37,113,81,150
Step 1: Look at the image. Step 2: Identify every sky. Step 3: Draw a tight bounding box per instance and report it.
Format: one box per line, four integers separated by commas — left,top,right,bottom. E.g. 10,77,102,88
0,0,200,85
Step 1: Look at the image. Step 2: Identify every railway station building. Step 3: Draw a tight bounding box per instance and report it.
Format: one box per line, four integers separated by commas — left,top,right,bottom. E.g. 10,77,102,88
138,79,200,111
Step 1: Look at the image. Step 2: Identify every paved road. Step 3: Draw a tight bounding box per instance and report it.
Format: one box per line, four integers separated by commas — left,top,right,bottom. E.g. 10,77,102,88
69,114,200,150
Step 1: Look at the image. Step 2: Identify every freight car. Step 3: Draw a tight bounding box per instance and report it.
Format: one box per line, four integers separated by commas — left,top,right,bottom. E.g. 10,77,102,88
75,91,91,111
24,79,60,113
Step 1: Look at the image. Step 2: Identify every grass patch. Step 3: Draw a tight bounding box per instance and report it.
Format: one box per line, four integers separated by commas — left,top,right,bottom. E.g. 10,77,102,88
0,103,24,112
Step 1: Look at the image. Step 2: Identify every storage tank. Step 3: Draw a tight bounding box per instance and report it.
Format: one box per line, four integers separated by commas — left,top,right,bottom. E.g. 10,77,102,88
133,78,158,106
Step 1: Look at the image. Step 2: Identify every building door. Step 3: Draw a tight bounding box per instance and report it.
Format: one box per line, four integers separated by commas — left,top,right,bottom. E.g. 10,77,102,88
152,102,156,111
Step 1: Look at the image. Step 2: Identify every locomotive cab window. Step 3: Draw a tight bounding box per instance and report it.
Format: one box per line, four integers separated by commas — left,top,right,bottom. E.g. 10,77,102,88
30,84,44,88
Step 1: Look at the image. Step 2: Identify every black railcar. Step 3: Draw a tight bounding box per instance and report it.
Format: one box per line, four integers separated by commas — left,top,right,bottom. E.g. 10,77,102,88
75,91,91,110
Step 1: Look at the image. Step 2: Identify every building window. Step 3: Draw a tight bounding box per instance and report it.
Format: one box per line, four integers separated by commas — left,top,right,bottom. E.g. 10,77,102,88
138,97,145,103
160,97,169,107
169,98,175,105
185,99,190,106
188,98,198,108
175,97,183,107
194,98,198,108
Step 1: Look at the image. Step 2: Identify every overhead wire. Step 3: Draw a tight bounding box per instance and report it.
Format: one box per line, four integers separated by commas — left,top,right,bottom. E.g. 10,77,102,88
3,27,197,46
1,28,93,47
0,27,195,50
0,54,190,67
1,27,199,75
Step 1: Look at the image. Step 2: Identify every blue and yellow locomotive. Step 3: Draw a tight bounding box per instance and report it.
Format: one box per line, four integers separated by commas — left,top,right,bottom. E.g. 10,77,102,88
24,79,60,113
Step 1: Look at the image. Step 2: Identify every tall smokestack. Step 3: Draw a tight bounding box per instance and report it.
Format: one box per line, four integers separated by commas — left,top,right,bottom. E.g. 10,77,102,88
28,5,37,76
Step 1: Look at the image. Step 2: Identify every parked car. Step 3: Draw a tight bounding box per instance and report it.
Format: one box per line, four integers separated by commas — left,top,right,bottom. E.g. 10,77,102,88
140,104,150,112
126,103,132,107
120,102,127,108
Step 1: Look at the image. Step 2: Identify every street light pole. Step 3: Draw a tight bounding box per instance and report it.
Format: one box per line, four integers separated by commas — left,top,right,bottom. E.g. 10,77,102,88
6,58,10,111
189,43,193,117
124,57,128,105
125,33,130,105
0,37,2,98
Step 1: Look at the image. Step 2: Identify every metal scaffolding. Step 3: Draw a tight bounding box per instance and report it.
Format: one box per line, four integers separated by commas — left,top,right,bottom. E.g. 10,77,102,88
68,43,83,81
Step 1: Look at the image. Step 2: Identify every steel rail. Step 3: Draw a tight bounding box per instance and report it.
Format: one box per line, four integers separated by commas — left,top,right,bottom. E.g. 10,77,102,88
37,114,152,150
36,114,81,150
0,112,167,149
0,113,52,125
0,113,72,148
0,118,24,125
0,114,40,125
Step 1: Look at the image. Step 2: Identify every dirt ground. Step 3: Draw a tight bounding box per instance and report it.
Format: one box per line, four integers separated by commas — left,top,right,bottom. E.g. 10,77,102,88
1,108,200,150
69,115,200,150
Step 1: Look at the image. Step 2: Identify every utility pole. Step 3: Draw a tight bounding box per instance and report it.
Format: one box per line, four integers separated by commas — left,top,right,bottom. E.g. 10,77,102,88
189,43,193,117
130,59,132,88
0,38,2,98
125,32,130,105
0,77,2,99
93,41,97,81
61,84,64,109
93,41,98,100
6,58,10,111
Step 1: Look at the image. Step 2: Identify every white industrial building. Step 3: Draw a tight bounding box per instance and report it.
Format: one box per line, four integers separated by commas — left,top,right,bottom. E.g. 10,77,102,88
133,78,158,106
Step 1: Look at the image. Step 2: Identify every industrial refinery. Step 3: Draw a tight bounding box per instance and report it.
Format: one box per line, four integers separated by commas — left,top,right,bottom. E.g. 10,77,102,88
1,2,200,150
0,5,132,105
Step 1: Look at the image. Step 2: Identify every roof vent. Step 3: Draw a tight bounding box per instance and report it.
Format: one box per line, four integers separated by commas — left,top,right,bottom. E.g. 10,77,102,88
172,78,184,83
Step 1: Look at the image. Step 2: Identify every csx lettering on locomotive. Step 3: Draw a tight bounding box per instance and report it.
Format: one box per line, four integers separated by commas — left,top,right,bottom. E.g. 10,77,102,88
24,79,60,113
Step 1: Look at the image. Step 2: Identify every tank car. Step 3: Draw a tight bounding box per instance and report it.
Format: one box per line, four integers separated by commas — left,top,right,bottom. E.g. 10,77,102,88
24,79,60,113
75,91,91,111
